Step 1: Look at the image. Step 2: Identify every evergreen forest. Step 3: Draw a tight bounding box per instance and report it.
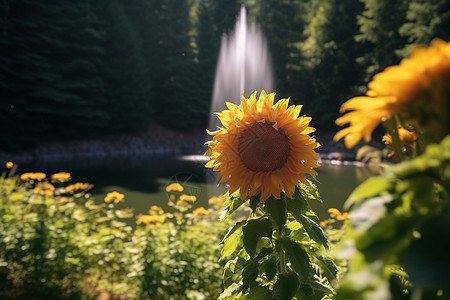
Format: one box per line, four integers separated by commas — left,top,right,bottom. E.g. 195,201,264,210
1,0,449,151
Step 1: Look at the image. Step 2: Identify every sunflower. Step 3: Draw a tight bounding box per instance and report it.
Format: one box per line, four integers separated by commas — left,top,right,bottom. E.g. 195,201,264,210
335,38,450,148
205,91,320,202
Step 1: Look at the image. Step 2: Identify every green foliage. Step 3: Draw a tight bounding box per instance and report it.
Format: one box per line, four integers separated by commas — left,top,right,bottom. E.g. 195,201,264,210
355,0,409,81
1,0,450,149
0,0,108,149
333,136,450,299
298,0,365,128
398,0,450,57
99,0,153,130
0,169,230,299
219,182,336,299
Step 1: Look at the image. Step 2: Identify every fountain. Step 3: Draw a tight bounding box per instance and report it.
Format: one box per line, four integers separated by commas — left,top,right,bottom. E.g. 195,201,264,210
208,6,275,132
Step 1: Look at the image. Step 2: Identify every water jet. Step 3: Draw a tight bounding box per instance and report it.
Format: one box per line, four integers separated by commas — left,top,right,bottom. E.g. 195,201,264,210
208,6,275,132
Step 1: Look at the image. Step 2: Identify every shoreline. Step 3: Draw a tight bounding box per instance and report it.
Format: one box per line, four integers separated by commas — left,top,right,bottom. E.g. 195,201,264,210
0,124,382,167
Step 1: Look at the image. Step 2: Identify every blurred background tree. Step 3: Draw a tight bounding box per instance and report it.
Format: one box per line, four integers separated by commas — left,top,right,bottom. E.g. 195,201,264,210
0,0,448,150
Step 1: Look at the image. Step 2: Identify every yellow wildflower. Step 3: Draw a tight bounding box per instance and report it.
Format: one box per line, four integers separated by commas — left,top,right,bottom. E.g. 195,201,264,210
20,172,46,181
336,212,350,221
33,182,55,197
166,182,184,192
104,191,125,203
208,196,219,204
65,182,93,194
136,214,165,224
149,205,164,215
6,162,13,169
327,208,341,216
179,194,197,203
51,172,72,182
193,207,210,216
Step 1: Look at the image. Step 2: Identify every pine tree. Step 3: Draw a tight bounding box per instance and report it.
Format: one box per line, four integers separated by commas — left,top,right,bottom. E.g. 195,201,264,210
99,0,153,131
398,0,450,56
149,0,202,128
0,0,106,149
255,0,305,100
194,0,220,119
298,0,364,129
212,0,241,36
355,0,409,81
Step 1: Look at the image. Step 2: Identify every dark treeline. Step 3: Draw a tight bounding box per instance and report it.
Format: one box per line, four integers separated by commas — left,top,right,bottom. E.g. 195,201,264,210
0,0,449,151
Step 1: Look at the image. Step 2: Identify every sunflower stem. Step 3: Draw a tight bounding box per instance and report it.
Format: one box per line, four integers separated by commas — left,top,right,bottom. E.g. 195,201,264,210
280,248,287,274
269,213,287,274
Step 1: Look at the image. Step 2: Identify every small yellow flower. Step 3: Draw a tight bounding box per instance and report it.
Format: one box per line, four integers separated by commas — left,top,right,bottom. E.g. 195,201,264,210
327,208,341,216
20,172,46,181
320,220,329,228
335,38,450,148
382,128,418,146
51,172,72,182
65,182,93,194
179,194,197,203
208,196,219,204
193,207,210,216
336,212,350,221
104,191,125,203
33,182,55,197
149,205,164,215
6,162,13,169
136,214,165,224
166,183,184,192
175,200,186,207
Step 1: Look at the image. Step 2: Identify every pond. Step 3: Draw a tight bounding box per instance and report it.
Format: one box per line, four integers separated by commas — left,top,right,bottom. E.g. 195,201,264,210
20,155,380,220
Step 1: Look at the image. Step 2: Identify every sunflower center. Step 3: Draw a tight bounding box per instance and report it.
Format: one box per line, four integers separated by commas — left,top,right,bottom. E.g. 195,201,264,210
238,122,290,172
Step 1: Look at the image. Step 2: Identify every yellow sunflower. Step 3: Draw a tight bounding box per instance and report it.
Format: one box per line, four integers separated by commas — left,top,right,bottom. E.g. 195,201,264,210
335,38,450,148
205,91,320,202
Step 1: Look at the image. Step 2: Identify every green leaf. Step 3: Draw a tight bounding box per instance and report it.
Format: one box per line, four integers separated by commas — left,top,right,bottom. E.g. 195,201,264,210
299,181,322,205
298,214,328,249
219,282,243,300
273,272,299,300
282,238,310,283
245,285,273,300
289,227,310,244
344,176,391,209
222,191,248,220
261,257,277,281
254,240,273,261
285,190,315,217
223,259,237,287
221,220,247,244
243,217,272,258
306,173,321,185
316,256,339,280
264,196,287,233
221,224,244,259
242,263,259,292
307,273,334,295
287,197,328,248
249,195,261,213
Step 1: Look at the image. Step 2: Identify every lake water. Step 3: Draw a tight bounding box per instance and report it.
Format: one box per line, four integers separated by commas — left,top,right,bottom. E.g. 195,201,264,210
21,155,380,220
